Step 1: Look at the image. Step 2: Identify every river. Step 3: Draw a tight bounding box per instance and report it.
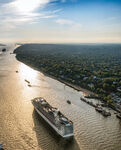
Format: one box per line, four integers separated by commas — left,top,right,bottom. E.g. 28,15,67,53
0,45,121,150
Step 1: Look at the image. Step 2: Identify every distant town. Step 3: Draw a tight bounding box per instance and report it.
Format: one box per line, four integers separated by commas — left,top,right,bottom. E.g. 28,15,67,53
14,44,121,112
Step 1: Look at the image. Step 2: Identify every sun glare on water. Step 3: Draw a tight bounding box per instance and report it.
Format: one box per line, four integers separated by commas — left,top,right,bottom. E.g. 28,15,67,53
19,63,38,82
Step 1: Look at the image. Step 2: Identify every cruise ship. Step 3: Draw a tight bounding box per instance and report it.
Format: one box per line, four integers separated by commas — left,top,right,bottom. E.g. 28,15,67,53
32,97,74,138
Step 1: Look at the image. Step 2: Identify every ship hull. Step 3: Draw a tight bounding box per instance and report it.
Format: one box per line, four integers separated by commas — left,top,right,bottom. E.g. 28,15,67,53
34,107,74,138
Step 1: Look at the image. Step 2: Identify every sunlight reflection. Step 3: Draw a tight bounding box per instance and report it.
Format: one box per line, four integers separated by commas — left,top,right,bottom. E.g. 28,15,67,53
19,63,38,82
12,0,48,13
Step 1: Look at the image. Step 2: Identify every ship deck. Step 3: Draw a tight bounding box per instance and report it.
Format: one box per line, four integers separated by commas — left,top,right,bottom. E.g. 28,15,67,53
32,97,73,126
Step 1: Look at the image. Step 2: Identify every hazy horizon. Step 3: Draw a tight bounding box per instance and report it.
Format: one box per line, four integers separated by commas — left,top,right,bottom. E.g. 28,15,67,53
0,0,121,43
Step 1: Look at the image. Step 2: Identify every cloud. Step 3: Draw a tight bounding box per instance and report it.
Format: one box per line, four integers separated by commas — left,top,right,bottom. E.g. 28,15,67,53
0,0,58,31
56,18,81,28
56,19,73,25
4,0,51,14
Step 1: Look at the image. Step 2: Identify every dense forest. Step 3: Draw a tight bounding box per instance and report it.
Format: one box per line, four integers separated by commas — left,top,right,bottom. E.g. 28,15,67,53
14,44,121,104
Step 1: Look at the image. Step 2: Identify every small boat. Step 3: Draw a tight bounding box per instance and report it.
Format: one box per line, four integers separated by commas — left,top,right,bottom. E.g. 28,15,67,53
16,71,18,73
116,113,121,119
2,48,6,52
25,79,30,84
67,100,71,104
102,110,111,117
28,84,32,87
95,106,103,113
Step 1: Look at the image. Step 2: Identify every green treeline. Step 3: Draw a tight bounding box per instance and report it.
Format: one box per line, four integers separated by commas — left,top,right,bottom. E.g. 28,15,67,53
14,44,121,103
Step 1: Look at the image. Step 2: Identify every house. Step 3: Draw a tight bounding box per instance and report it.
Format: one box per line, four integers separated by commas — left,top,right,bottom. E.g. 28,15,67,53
83,77,88,81
88,83,94,88
117,87,121,92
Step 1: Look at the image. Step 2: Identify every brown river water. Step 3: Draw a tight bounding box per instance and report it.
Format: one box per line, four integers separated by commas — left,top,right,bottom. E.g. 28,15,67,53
0,45,121,150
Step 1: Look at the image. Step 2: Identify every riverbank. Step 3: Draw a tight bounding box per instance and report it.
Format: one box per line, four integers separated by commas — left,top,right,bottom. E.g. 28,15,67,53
15,56,94,97
1,45,121,150
15,56,121,113
43,72,94,97
13,44,121,106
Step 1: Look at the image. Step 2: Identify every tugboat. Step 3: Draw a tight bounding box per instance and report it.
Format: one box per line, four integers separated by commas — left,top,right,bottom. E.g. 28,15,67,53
67,100,71,104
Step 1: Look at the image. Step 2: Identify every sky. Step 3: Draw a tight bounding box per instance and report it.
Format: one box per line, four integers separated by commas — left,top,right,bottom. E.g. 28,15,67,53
0,0,121,43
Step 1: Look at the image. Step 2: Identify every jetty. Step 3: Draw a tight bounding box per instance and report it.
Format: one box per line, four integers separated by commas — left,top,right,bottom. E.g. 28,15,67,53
80,97,111,117
80,97,96,108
